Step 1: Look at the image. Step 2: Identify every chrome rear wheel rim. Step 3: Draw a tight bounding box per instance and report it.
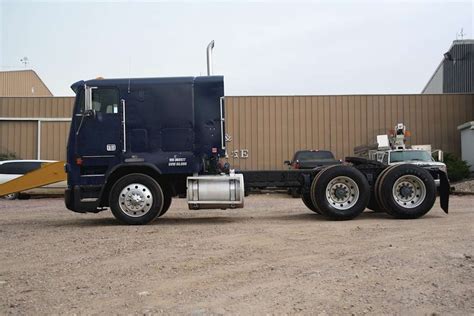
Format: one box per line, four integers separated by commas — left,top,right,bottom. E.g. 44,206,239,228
392,175,426,209
325,176,360,210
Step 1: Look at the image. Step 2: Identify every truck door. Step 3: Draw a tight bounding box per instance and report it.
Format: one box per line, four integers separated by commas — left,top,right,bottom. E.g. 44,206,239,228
74,86,123,176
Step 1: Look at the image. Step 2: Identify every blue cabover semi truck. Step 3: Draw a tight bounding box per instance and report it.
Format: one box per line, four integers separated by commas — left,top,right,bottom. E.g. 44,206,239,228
65,75,450,225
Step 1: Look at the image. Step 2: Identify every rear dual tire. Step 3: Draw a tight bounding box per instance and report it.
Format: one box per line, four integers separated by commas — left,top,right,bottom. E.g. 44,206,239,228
309,165,370,220
367,165,397,212
301,192,321,214
376,165,436,219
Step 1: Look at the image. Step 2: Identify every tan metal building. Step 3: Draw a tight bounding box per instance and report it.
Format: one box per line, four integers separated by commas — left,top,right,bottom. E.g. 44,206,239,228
0,70,53,97
225,94,474,170
0,97,73,161
0,94,473,168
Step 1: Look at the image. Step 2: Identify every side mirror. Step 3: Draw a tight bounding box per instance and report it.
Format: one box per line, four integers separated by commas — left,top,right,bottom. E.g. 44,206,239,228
432,150,444,162
84,85,97,112
84,85,92,111
84,109,96,119
284,160,291,165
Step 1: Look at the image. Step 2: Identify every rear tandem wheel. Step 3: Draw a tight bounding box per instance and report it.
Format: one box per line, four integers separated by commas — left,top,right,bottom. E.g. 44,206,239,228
367,165,397,212
310,165,370,220
377,165,436,219
301,192,321,214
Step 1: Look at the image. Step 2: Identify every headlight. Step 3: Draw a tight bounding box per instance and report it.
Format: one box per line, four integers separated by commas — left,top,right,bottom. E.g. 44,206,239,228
439,165,447,173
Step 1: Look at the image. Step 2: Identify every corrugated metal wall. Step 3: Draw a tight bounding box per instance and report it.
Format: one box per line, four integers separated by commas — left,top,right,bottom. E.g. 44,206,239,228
0,97,74,160
0,70,53,97
0,97,73,118
39,122,71,161
444,42,474,93
0,121,37,159
0,94,473,167
225,94,474,170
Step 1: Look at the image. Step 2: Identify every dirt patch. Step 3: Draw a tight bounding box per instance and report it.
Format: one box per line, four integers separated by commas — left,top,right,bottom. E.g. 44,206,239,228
0,195,473,315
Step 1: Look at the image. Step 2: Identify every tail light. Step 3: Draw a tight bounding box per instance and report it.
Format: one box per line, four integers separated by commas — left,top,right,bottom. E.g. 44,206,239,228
294,162,300,169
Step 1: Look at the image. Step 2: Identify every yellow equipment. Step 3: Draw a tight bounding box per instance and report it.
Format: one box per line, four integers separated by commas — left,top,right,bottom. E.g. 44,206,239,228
0,161,66,197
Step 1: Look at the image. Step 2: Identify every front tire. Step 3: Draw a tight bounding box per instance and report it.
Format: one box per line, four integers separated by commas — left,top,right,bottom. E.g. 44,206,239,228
157,192,172,217
109,173,164,225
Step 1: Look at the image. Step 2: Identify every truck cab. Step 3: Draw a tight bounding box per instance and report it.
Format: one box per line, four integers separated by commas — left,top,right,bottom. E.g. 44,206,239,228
65,76,245,223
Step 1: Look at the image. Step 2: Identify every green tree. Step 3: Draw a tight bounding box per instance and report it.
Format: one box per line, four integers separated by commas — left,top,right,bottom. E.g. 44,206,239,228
444,153,471,182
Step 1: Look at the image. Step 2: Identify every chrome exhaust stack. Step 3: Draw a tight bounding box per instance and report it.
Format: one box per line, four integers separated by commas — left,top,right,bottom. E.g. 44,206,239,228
206,40,215,76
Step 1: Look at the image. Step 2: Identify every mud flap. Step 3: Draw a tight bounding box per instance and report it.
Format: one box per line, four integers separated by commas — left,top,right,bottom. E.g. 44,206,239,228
439,171,450,214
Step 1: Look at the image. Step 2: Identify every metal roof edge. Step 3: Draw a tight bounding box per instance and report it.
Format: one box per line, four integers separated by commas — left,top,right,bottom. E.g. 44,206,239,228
421,39,474,93
0,69,54,96
457,121,474,131
29,70,54,96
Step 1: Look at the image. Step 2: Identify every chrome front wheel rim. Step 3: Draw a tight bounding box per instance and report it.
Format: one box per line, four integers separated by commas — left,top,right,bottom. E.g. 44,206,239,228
118,183,153,217
325,176,360,210
392,175,426,209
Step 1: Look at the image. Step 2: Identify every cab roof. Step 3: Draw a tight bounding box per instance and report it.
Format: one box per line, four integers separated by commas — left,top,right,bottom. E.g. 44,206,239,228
71,75,223,93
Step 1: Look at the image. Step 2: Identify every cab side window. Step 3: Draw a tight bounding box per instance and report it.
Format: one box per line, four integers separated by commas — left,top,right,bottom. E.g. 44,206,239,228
91,88,119,114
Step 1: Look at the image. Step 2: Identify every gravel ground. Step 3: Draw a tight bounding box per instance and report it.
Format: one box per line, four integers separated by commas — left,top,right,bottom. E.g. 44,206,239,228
453,178,474,194
0,194,473,315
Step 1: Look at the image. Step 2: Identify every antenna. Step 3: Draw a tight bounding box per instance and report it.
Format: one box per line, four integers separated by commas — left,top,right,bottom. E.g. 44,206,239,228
20,57,29,68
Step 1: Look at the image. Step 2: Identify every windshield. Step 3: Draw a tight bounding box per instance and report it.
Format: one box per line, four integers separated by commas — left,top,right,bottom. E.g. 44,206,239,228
295,151,334,161
390,150,434,163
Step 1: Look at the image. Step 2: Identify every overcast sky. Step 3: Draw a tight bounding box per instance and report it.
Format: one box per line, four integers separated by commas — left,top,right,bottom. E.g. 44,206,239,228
0,0,473,96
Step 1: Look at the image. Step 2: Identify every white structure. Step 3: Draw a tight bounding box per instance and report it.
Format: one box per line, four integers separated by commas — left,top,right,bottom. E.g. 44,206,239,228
457,121,474,172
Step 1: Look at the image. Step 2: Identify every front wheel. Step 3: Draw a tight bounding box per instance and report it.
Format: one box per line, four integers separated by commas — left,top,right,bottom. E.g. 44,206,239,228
109,173,164,225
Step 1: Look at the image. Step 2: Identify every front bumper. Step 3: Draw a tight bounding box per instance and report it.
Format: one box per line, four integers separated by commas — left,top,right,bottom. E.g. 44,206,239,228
65,185,104,213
